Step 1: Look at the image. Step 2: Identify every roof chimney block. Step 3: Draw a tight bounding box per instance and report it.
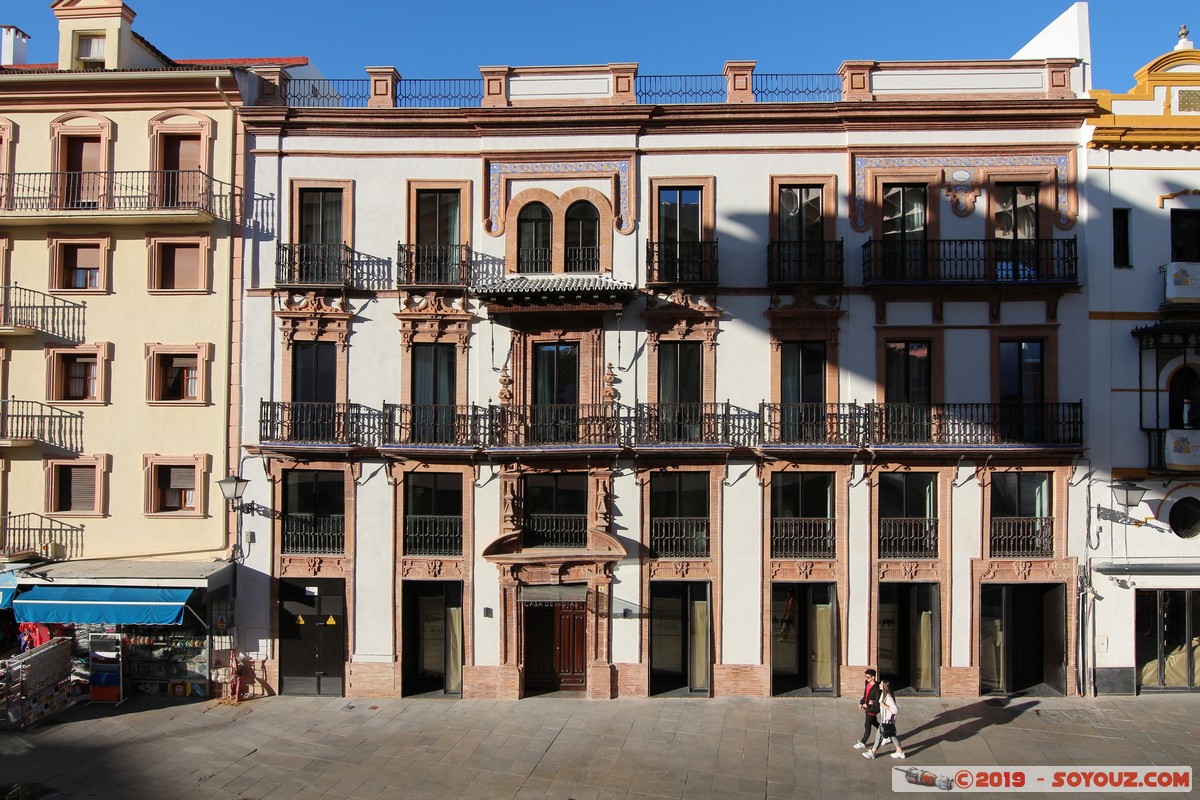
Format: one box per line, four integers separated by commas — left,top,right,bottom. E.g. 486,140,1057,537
1,25,30,67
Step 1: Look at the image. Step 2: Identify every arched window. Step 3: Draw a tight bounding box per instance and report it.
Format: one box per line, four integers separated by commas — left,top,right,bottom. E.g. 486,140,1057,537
517,203,552,273
565,201,599,273
1169,365,1200,429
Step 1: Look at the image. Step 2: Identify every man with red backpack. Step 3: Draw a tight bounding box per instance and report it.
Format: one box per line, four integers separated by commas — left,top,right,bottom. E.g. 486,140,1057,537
853,668,882,749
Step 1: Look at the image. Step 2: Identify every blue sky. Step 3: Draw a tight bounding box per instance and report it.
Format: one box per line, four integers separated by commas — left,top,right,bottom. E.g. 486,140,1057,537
5,0,1196,92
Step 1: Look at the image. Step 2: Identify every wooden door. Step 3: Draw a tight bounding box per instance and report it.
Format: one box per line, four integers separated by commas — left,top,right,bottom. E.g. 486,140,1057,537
161,134,202,208
524,601,587,692
63,137,102,209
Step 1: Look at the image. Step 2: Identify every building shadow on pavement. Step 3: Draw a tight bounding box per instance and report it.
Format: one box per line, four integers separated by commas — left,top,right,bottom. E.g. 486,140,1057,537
901,699,1039,755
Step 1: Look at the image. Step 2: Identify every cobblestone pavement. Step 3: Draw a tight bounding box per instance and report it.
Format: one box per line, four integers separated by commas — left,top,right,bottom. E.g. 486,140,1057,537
2,693,1199,799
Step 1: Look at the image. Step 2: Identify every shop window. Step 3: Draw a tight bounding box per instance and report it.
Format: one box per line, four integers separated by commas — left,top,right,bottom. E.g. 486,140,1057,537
48,235,111,293
45,454,106,516
145,343,211,405
147,234,210,293
46,343,109,404
143,454,207,516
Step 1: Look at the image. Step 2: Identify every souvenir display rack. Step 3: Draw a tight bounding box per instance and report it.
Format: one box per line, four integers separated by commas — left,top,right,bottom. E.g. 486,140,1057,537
126,629,209,698
1,637,74,729
88,633,124,704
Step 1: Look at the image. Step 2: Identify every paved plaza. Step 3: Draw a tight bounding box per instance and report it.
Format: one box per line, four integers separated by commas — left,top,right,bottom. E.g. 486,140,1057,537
2,692,1199,799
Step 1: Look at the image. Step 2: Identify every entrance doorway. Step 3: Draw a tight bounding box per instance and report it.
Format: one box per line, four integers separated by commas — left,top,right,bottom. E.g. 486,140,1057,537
401,581,462,696
877,582,939,694
650,581,711,696
1136,589,1200,691
523,599,587,693
979,583,1066,695
278,578,345,696
771,582,838,695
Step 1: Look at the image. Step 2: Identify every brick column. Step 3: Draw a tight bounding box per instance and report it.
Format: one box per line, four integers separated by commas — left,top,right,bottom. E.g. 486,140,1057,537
365,66,399,108
839,60,875,102
251,66,289,106
609,63,638,104
480,66,511,108
724,60,756,104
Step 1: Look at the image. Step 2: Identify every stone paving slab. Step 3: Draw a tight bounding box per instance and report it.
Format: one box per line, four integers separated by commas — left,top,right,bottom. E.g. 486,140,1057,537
2,693,1200,799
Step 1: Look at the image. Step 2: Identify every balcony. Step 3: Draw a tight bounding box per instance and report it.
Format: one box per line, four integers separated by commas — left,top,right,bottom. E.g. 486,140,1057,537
862,238,1078,285
0,286,86,342
281,513,344,555
397,244,470,287
767,240,844,286
516,247,553,274
0,170,217,224
771,517,835,559
383,404,487,448
646,241,718,287
1,513,84,560
524,513,587,549
990,516,1053,559
259,401,382,447
490,404,622,448
760,403,866,446
650,517,710,559
635,402,757,447
865,403,1083,447
565,246,601,273
276,243,355,287
879,517,938,559
404,515,463,556
0,399,83,451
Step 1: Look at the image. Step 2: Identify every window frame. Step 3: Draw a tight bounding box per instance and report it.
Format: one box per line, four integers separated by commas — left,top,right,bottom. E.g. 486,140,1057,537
288,178,355,250
45,342,110,405
406,180,471,247
1113,208,1131,268
1171,209,1200,263
145,342,212,406
503,188,614,275
769,175,837,245
143,453,208,517
146,232,211,293
44,454,108,517
47,233,112,295
990,327,1058,404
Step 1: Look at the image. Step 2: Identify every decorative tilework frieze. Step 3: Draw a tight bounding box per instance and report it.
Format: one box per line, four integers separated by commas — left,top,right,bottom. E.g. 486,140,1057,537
485,158,635,237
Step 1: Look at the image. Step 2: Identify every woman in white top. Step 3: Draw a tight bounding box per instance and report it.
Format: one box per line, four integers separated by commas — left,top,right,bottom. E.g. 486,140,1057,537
863,680,907,759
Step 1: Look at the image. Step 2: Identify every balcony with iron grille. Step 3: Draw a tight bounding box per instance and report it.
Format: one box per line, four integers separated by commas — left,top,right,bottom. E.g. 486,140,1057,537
516,248,553,274
767,240,844,287
864,403,1083,448
276,243,358,287
281,513,345,555
878,518,938,560
0,170,218,224
0,286,86,342
1,513,85,560
489,404,623,449
397,244,470,287
0,399,83,451
862,238,1078,285
760,403,867,447
646,241,718,287
771,517,835,559
523,513,587,549
383,404,487,449
259,400,382,448
635,402,758,448
404,514,463,556
990,516,1054,559
565,247,601,273
650,517,710,559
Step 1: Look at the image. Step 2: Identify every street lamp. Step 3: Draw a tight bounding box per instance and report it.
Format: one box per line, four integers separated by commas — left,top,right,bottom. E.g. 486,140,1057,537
1110,480,1148,510
216,474,275,518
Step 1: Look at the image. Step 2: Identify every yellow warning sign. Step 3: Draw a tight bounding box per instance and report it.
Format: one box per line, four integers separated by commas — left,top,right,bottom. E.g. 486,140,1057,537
296,615,305,624
325,616,336,625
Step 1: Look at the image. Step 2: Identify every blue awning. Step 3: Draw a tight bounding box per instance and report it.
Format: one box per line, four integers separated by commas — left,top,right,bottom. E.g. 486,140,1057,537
0,571,16,609
13,585,193,625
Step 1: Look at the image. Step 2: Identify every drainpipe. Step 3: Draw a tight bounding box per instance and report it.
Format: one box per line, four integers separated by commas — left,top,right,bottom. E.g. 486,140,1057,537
216,74,240,561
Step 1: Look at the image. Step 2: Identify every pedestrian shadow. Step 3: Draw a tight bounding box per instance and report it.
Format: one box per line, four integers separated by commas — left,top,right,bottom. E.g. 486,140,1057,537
901,699,1038,755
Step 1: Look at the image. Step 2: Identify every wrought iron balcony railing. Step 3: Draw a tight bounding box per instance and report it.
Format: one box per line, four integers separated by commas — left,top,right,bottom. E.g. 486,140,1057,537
404,514,463,556
490,404,622,447
862,238,1078,284
397,243,470,286
635,402,757,447
565,246,601,273
1,513,84,559
771,517,835,559
636,74,727,103
259,401,382,447
878,517,938,559
990,516,1054,559
0,170,215,214
281,513,345,555
767,240,844,285
384,404,487,447
650,517,710,558
0,285,86,342
646,240,719,286
0,399,83,451
276,243,355,286
866,403,1083,446
751,73,842,102
760,403,867,446
524,513,587,548
516,247,553,274
287,78,486,108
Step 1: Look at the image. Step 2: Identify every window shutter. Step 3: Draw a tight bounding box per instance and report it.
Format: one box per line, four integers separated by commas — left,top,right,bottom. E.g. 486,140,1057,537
65,465,96,511
160,465,196,490
161,243,199,289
